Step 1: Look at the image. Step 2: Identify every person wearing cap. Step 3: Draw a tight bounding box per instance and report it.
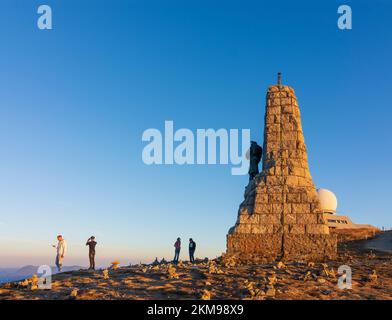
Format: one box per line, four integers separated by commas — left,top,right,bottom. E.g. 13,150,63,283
189,238,196,263
86,236,97,270
173,237,181,264
53,235,67,272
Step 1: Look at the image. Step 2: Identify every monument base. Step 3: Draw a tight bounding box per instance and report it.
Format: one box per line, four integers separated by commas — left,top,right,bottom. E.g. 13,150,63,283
227,233,337,263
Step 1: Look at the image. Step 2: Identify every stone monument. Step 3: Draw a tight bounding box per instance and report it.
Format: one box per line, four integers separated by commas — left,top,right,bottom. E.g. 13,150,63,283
226,74,337,262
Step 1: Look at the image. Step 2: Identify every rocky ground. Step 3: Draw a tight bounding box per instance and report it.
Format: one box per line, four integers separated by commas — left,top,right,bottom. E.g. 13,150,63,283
0,233,391,300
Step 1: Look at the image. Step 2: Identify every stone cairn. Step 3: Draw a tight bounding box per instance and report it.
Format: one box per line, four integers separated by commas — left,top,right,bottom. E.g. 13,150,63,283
226,75,337,263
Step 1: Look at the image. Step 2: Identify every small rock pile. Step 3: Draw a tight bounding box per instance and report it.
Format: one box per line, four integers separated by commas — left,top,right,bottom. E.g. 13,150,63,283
102,269,109,280
167,265,179,279
201,289,211,300
18,274,39,291
221,254,237,268
207,261,224,274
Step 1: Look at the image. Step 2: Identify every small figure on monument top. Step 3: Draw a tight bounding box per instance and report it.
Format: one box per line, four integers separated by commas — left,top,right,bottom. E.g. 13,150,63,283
248,141,263,181
277,72,282,85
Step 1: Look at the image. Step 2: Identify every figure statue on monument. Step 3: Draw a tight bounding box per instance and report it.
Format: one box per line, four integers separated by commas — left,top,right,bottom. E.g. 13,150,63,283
248,141,262,181
277,72,282,85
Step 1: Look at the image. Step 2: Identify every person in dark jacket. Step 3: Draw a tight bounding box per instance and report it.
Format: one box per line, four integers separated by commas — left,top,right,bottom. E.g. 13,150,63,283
248,141,263,181
189,238,196,263
173,237,181,264
86,236,97,270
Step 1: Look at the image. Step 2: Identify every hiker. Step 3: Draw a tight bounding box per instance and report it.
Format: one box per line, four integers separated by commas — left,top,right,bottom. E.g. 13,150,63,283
189,238,196,263
173,237,181,264
86,236,97,270
53,235,67,272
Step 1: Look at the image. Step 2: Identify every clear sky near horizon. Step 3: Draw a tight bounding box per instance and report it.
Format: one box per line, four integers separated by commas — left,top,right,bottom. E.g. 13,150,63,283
0,0,391,268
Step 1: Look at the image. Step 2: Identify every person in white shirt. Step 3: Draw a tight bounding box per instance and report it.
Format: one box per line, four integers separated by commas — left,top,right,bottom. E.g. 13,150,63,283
53,235,67,272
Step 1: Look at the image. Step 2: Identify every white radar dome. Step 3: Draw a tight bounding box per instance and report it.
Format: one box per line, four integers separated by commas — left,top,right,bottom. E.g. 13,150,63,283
317,188,338,214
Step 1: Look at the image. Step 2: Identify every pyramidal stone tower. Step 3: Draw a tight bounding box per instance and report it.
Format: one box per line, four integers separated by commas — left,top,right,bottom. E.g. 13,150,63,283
227,76,337,262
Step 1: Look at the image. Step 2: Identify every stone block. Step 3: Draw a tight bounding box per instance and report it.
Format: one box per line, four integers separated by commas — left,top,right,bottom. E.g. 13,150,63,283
250,224,264,234
280,97,291,105
267,186,283,194
282,105,294,114
283,204,292,214
282,140,297,150
271,98,281,107
292,203,311,214
282,234,337,261
268,193,284,203
255,193,269,204
286,193,301,203
268,86,279,92
264,224,275,233
282,130,298,141
235,224,251,234
274,225,283,233
265,132,279,142
238,213,259,224
284,224,305,234
296,213,317,224
253,203,272,214
285,213,296,224
265,114,280,124
288,166,304,176
271,204,283,214
306,224,329,235
297,176,313,187
266,175,284,185
281,122,294,131
316,213,326,224
259,213,281,224
276,91,288,98
226,233,283,262
265,123,280,133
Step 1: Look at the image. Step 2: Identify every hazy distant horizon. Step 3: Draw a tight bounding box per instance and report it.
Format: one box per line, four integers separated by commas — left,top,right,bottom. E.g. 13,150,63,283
0,245,221,268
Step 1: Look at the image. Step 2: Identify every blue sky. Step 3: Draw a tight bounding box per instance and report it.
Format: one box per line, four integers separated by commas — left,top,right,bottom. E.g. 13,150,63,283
0,0,391,267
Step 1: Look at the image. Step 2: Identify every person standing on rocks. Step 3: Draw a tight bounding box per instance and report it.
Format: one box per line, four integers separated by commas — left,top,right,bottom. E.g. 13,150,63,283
86,236,97,270
53,235,67,272
173,237,181,264
189,238,196,263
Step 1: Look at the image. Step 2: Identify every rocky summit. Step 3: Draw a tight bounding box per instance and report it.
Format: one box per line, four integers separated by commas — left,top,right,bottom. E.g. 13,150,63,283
0,235,391,300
